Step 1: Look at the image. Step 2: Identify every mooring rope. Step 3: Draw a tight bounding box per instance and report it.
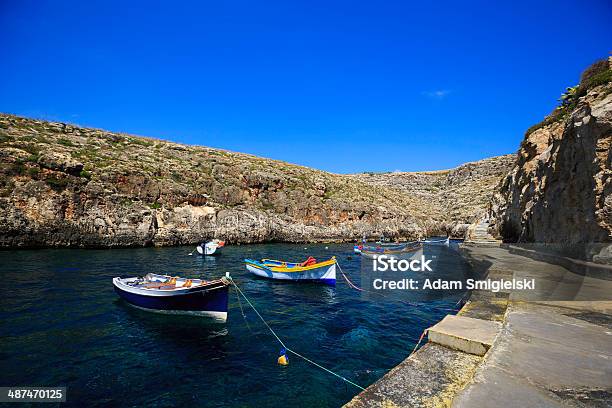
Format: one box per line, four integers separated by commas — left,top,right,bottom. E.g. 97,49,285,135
231,280,287,348
336,261,460,311
336,261,424,308
235,285,246,317
230,279,366,391
337,263,431,358
337,263,365,292
409,329,429,358
285,348,365,391
234,283,256,333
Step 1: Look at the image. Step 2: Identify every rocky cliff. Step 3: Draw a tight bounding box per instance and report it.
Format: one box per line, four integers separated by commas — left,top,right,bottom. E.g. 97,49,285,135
489,58,612,244
350,155,515,236
0,115,514,248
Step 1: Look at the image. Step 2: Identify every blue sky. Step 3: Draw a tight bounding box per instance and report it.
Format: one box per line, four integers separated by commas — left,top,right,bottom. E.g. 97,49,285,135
1,1,610,173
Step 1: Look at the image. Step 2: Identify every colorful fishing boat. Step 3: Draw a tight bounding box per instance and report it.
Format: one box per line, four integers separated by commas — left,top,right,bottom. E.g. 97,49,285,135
196,239,225,256
360,242,423,259
113,273,231,321
244,256,337,285
354,235,367,253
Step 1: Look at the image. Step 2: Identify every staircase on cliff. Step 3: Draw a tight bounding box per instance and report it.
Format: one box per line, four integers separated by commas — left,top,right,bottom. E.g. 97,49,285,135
464,219,502,246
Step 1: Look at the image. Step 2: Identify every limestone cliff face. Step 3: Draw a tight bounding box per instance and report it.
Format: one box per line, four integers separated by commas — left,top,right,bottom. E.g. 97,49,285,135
0,114,428,247
489,60,612,243
0,114,513,248
350,155,516,237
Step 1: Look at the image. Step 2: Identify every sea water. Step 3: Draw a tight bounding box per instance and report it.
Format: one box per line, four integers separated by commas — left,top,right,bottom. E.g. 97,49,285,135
0,242,470,407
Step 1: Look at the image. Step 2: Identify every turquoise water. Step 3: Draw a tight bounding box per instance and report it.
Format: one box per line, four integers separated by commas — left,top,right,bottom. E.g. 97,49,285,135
1,242,471,407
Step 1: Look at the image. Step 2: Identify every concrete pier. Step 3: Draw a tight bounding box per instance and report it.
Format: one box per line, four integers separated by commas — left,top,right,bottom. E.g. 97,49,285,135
427,315,501,356
344,245,612,407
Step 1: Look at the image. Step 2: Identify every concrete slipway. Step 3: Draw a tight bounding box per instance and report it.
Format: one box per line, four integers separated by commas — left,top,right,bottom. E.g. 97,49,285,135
344,245,612,408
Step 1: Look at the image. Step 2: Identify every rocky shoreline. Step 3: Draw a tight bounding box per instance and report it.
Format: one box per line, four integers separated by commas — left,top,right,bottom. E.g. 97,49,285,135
2,59,610,249
0,115,513,248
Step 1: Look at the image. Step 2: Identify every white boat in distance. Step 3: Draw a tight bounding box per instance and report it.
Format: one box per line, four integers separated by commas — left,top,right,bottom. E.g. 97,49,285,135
197,239,225,256
360,242,423,259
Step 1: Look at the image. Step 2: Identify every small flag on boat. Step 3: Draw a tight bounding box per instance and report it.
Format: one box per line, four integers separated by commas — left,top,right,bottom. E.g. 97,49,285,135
278,348,289,366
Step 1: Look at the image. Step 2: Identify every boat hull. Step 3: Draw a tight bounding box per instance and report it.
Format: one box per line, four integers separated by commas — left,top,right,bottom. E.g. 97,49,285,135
362,242,410,252
422,237,450,246
113,278,229,321
245,260,336,285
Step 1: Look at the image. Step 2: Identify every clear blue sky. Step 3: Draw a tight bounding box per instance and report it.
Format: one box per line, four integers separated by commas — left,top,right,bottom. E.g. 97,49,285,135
1,1,610,173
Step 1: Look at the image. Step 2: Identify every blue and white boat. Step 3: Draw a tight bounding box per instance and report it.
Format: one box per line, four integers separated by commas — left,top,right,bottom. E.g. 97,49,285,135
355,236,413,254
360,242,423,259
113,273,231,321
244,257,337,285
363,242,411,252
422,236,450,246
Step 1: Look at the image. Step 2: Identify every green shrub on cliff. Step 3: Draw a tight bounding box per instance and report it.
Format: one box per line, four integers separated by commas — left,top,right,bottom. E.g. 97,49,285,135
27,167,40,177
10,163,26,176
27,153,39,163
58,138,76,147
559,86,578,106
579,58,609,84
129,137,154,147
577,69,612,97
0,177,14,196
526,58,611,136
45,176,69,191
21,143,41,156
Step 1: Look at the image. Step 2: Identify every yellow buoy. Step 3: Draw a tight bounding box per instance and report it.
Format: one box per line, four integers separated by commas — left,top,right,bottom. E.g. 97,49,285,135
278,348,289,365
277,354,289,365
